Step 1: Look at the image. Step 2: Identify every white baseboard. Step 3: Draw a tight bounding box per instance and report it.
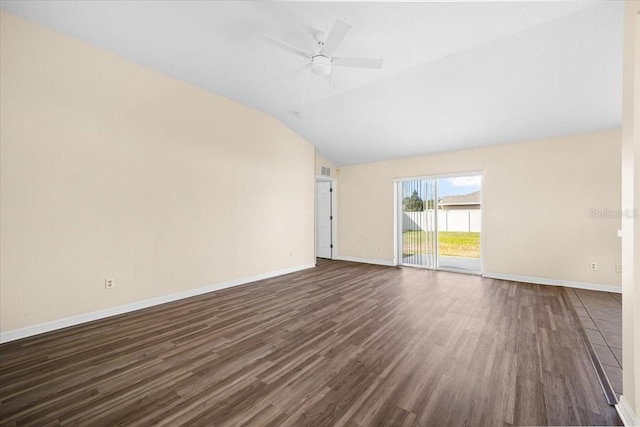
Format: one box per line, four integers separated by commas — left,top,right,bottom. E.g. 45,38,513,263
616,395,640,426
0,263,316,344
333,255,396,267
483,272,621,293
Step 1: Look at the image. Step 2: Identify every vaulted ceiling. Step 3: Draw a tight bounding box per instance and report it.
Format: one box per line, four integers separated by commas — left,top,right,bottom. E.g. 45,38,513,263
0,1,623,166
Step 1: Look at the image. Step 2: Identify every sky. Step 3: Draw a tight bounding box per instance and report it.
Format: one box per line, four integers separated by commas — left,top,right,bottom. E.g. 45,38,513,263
402,175,481,200
437,175,482,198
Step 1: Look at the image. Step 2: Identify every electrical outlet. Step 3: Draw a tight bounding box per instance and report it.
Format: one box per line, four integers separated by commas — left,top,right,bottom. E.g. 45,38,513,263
590,262,598,271
105,278,115,290
616,263,622,273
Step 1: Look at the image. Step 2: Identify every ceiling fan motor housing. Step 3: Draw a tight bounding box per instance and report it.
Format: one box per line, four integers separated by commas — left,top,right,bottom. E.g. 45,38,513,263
311,55,332,75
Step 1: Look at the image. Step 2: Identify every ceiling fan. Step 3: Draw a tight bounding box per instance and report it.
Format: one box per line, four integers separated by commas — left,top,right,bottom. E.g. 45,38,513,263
263,19,383,76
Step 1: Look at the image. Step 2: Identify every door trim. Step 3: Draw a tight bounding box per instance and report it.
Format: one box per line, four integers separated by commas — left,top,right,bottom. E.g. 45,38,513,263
392,170,485,182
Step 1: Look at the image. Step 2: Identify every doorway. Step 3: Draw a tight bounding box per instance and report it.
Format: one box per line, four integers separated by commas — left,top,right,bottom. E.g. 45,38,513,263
396,173,483,273
315,179,335,259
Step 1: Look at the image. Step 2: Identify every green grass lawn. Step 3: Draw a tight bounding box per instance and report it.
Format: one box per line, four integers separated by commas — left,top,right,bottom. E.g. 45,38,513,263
403,230,480,258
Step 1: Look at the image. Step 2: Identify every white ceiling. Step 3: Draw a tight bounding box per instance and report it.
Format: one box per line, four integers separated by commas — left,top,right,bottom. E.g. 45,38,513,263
0,1,623,166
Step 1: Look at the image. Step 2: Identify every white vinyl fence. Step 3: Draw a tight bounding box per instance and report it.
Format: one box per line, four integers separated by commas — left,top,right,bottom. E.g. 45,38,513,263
403,209,481,233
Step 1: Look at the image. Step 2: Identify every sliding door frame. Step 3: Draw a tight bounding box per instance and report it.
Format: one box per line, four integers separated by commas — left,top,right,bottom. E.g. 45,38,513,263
393,170,485,274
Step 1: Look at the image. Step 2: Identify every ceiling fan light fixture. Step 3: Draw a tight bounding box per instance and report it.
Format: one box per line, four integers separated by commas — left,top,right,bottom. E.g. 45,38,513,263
263,19,382,78
311,55,332,75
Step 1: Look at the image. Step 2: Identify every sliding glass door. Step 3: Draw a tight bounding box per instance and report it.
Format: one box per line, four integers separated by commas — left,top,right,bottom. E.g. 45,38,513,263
397,173,482,273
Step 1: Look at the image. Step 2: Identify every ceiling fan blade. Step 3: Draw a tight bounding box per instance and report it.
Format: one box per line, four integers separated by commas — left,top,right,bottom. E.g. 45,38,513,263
322,19,351,55
332,57,383,69
263,34,312,59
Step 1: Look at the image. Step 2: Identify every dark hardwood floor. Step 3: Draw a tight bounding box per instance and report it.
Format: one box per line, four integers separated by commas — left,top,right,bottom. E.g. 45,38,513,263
0,260,621,426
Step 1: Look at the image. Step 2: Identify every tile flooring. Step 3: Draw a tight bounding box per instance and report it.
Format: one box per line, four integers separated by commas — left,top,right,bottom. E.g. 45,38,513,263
566,288,623,396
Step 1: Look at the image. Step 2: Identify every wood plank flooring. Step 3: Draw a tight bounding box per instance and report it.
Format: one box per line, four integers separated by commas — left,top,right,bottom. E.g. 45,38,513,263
0,260,621,426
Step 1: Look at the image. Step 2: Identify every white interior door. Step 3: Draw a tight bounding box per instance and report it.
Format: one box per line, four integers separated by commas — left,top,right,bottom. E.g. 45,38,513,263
316,181,332,259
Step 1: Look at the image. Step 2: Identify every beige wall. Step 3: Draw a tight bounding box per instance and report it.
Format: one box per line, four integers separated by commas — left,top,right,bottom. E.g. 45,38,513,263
315,152,336,178
337,129,622,287
0,12,315,333
621,0,640,417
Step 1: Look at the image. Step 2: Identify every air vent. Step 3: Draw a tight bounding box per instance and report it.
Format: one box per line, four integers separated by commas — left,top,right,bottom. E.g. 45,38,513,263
321,167,331,177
